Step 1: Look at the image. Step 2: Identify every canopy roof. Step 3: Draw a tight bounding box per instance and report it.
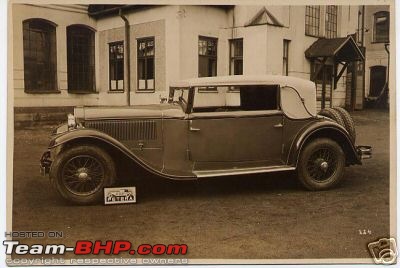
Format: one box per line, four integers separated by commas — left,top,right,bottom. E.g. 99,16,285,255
170,75,315,90
305,36,364,61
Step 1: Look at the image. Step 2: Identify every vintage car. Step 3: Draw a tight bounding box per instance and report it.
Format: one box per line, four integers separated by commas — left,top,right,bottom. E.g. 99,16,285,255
40,75,371,204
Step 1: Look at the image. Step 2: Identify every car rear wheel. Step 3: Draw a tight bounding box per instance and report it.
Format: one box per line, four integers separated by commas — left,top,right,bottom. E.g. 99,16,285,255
297,138,345,190
50,145,116,205
332,107,356,143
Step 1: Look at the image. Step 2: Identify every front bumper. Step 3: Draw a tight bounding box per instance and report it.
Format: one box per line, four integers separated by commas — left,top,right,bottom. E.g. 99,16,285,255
40,150,52,176
356,145,372,160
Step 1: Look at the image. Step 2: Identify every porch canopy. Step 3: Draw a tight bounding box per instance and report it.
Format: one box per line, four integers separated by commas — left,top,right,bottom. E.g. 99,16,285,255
305,35,365,88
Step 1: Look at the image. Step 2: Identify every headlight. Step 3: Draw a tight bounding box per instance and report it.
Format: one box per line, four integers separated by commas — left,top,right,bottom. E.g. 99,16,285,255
67,114,76,129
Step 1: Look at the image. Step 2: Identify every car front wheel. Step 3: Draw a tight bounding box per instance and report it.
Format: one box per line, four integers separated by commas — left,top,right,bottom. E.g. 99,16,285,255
50,145,116,205
297,138,345,190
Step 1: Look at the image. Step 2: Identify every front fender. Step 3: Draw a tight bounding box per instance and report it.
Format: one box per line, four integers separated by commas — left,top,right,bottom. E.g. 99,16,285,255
48,128,195,180
287,120,361,166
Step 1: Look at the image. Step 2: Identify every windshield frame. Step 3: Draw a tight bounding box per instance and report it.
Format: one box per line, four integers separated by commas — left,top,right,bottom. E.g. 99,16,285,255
168,87,194,114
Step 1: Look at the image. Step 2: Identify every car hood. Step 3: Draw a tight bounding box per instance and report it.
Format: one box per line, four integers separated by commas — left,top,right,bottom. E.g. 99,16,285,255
74,103,185,121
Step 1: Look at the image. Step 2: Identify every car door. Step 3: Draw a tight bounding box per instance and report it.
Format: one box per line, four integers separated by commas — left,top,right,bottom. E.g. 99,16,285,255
189,111,282,164
188,111,284,166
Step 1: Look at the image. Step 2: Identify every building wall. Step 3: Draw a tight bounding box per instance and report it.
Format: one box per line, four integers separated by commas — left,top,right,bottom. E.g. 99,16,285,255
364,5,390,98
12,4,362,112
12,4,100,107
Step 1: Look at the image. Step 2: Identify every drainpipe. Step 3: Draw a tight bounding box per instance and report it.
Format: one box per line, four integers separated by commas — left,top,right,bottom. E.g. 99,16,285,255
384,43,390,84
119,9,131,106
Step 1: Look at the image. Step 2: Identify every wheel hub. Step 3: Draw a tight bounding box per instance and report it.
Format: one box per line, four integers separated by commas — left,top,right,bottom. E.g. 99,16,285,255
320,161,329,172
77,168,89,181
315,158,329,172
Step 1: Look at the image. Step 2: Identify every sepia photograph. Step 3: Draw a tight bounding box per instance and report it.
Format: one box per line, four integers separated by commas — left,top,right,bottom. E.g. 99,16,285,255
5,0,396,266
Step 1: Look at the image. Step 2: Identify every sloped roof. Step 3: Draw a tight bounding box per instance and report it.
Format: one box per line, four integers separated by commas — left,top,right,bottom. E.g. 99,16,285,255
245,6,284,27
305,36,364,61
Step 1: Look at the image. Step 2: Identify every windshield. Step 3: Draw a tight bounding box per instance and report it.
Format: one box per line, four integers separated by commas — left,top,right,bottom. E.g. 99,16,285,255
168,87,190,109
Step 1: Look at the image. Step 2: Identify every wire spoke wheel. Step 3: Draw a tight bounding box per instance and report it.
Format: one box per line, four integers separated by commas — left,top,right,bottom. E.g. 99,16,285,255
297,138,345,191
306,147,338,182
61,155,105,196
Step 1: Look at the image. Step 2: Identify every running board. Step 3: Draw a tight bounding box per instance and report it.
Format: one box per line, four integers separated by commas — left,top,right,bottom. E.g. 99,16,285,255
194,165,296,178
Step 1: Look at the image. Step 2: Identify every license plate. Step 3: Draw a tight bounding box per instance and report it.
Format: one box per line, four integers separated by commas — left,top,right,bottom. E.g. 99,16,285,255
104,187,136,205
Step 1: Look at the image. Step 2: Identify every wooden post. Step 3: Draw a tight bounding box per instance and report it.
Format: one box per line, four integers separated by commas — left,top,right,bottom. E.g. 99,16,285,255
322,64,326,109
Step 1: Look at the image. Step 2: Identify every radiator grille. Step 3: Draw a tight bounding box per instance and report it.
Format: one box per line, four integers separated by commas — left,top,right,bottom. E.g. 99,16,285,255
85,120,157,140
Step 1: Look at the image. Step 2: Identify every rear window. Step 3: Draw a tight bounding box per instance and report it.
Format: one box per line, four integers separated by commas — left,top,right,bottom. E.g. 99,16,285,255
193,85,279,113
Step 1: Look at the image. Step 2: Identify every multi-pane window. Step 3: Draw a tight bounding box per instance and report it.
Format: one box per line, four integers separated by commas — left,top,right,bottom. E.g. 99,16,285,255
374,11,389,43
67,25,95,93
229,39,243,75
198,36,217,77
305,6,320,37
137,38,155,91
282,39,290,76
109,42,124,91
311,63,333,84
325,6,338,39
23,19,57,93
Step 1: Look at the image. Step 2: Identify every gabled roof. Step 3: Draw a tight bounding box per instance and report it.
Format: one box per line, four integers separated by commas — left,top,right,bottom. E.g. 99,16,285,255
305,35,365,61
245,6,284,27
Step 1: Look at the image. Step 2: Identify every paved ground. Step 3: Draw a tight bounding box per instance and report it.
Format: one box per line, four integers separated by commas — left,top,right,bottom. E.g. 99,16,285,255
11,109,390,261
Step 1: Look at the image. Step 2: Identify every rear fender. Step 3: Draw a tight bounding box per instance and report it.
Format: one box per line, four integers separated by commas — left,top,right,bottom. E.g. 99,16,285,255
287,121,361,166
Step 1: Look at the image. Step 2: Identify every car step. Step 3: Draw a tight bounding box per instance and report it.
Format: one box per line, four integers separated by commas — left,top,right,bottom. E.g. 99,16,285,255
194,165,296,178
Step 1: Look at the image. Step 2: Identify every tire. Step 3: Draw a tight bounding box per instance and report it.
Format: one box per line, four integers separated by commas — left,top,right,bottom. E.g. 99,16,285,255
318,108,345,128
332,107,356,143
297,138,345,191
50,145,116,205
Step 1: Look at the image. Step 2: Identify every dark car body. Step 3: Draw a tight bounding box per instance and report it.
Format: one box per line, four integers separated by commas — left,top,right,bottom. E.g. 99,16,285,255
41,75,370,182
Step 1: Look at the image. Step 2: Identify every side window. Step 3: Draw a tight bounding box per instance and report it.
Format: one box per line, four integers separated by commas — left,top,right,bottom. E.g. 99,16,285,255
23,19,57,93
109,41,124,91
192,85,279,113
67,25,96,93
373,11,389,43
137,37,155,91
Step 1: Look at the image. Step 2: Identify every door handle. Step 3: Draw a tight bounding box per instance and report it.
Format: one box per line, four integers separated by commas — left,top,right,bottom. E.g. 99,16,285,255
274,123,283,128
190,126,201,132
189,120,201,132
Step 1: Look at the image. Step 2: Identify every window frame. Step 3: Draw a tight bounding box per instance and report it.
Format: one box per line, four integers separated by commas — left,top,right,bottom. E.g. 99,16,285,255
305,5,321,37
282,39,290,76
373,11,390,43
137,37,155,92
66,24,96,94
325,5,338,39
190,85,281,115
229,38,243,76
108,41,124,92
22,18,58,94
198,36,218,93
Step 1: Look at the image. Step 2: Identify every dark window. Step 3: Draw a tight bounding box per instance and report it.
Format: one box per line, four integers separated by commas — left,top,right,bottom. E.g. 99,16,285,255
23,19,57,93
240,86,278,111
67,25,95,93
374,11,389,43
325,6,338,38
311,62,333,84
109,42,124,91
137,37,155,91
229,39,243,75
192,86,278,113
283,39,290,76
198,36,217,77
369,66,387,97
305,6,320,37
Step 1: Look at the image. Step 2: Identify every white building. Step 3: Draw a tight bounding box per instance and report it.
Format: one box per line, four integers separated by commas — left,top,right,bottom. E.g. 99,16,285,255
362,5,390,108
11,4,365,125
